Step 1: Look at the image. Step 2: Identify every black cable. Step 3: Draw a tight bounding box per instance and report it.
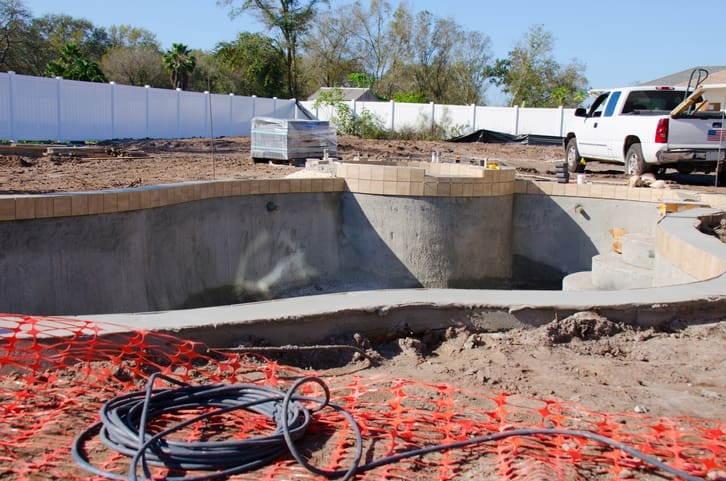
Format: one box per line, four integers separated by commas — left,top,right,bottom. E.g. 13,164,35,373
73,373,706,481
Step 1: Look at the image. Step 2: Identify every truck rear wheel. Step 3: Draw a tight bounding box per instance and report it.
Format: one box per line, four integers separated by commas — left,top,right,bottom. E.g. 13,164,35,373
625,143,652,177
565,138,585,173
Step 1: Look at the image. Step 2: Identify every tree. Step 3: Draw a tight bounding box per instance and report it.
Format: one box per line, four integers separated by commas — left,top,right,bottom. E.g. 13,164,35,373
374,2,414,100
0,0,45,74
162,42,195,90
301,3,361,90
215,32,286,96
101,46,166,87
217,0,328,98
377,9,491,105
349,0,396,86
486,24,587,107
46,42,107,82
106,24,159,50
33,13,109,62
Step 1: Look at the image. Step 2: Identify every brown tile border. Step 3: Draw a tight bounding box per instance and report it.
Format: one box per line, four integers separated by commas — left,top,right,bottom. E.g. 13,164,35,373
336,161,516,198
1,171,722,224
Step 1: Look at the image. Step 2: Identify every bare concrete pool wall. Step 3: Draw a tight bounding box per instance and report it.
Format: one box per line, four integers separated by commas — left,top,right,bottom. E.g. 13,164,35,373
1,166,725,341
0,166,516,315
512,195,661,288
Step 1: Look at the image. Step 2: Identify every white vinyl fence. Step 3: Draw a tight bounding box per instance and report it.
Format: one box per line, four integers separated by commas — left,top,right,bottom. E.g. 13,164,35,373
0,72,300,142
299,99,576,139
0,72,576,142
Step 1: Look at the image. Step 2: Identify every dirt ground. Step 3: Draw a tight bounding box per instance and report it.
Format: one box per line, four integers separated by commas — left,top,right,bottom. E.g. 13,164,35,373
357,314,726,420
1,135,725,194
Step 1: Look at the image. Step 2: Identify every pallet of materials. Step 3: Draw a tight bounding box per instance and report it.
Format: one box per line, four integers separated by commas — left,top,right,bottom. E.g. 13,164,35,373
251,117,337,163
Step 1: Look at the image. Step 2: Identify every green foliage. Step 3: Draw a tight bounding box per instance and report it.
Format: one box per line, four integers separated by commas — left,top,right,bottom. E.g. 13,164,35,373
106,25,159,50
162,43,195,89
485,24,588,107
0,0,42,74
217,0,329,97
312,88,386,138
33,14,109,62
393,91,428,103
214,32,286,97
46,43,107,82
347,72,374,88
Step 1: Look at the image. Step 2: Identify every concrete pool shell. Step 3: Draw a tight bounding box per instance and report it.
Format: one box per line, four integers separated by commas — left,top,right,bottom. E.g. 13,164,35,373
1,160,725,345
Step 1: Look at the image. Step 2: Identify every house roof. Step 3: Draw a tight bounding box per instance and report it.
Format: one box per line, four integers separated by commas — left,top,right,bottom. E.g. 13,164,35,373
307,87,381,102
642,66,726,86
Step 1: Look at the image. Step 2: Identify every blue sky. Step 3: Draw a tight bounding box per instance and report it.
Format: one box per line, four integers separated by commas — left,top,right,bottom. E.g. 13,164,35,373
23,0,725,104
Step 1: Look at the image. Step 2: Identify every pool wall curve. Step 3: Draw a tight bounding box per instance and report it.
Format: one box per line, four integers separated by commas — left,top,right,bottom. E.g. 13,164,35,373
1,163,725,343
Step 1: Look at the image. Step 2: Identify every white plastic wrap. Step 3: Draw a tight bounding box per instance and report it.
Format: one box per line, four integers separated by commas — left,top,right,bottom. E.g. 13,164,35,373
251,117,337,162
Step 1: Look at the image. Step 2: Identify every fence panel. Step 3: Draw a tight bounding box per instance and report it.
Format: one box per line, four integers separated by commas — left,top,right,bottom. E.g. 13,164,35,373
179,91,207,138
252,97,279,119
209,94,232,137
518,107,565,137
146,87,180,139
60,79,113,141
113,84,148,139
9,74,59,140
231,96,255,137
471,106,513,133
436,104,475,136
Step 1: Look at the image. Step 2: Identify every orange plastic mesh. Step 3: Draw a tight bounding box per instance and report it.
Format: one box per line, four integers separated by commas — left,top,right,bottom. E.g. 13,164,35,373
1,313,724,480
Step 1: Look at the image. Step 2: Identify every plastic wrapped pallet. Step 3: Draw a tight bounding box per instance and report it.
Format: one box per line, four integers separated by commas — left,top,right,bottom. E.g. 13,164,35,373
251,117,337,163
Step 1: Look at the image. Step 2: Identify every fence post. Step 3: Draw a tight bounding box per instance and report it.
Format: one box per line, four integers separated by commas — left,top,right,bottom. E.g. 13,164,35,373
145,85,150,138
7,71,14,141
512,105,520,135
56,76,62,142
352,99,357,117
430,101,435,135
109,81,115,140
558,105,564,137
251,95,257,119
229,93,234,136
273,97,278,117
203,91,209,137
389,99,395,131
471,103,477,131
176,88,182,138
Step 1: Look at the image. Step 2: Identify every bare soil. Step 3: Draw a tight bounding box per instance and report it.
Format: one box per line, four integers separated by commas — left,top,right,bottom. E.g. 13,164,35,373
3,315,725,480
1,135,725,194
360,314,726,420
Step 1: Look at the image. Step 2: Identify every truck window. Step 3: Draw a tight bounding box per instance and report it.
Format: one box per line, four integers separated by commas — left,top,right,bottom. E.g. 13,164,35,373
622,90,686,113
588,93,610,117
604,91,621,117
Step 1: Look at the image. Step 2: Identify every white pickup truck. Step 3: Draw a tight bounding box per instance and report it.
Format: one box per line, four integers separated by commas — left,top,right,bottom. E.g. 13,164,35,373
564,84,726,184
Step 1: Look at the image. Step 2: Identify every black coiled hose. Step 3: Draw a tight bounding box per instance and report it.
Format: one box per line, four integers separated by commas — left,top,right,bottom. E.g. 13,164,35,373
73,373,705,481
72,373,361,481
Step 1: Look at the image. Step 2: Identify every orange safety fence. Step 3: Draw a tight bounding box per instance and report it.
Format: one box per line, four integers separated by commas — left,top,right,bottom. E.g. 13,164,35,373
0,313,724,480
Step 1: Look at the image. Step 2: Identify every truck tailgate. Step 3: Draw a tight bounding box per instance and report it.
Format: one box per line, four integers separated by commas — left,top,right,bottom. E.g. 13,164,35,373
667,117,726,147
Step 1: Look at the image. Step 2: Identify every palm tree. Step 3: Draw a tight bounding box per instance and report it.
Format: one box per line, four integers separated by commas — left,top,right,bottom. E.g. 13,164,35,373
162,43,195,90
46,43,107,82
